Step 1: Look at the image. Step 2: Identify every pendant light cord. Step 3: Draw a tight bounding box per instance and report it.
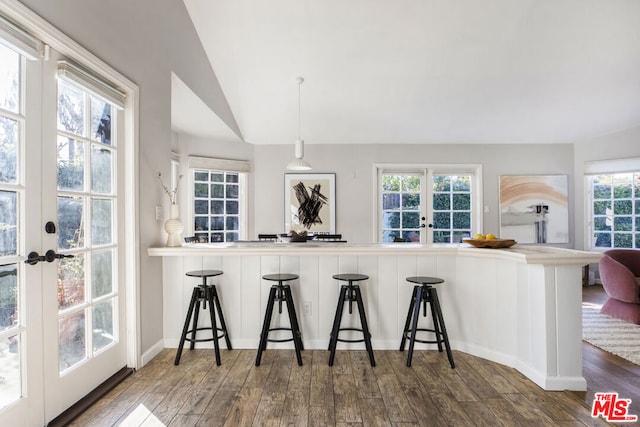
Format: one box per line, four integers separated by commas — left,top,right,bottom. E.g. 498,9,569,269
297,76,304,140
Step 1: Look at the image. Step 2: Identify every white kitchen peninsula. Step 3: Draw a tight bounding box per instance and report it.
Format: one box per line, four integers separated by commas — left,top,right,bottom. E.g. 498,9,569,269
148,242,601,391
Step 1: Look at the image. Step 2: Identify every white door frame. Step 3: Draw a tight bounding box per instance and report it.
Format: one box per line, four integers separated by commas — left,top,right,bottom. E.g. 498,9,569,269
0,0,141,372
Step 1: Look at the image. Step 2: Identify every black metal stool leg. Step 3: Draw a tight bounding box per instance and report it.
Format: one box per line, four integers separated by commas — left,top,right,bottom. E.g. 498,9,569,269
426,287,444,352
328,286,347,365
211,286,232,350
354,286,375,367
256,286,277,366
190,290,203,351
206,286,222,366
431,288,455,369
283,286,304,366
175,287,199,365
406,285,423,367
400,286,418,351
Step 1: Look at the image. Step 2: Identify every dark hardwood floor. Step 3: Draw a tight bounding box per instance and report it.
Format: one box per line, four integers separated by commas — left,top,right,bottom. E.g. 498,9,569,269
579,284,640,424
63,284,639,426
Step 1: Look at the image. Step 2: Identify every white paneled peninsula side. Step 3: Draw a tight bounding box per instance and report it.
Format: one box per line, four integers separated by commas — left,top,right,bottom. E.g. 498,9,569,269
148,242,601,391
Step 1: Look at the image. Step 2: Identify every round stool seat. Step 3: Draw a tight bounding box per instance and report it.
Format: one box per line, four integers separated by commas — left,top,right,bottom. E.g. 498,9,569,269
186,269,224,278
333,273,369,282
263,273,299,282
406,276,444,286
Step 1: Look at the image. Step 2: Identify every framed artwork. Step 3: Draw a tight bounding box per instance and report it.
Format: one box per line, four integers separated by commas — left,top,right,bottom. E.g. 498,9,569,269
284,173,336,234
499,175,569,244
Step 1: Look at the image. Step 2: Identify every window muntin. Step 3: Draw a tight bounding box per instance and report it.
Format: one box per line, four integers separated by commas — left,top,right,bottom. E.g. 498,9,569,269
193,169,242,242
590,173,640,249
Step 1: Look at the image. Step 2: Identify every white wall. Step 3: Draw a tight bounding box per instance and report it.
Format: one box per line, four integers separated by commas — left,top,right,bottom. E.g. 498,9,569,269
254,143,575,244
573,125,640,249
18,0,239,354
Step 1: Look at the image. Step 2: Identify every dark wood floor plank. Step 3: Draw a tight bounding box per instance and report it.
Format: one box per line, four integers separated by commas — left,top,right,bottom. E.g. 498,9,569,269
428,392,475,426
502,393,557,424
376,373,417,423
333,372,363,423
350,351,382,399
308,406,335,426
310,352,334,407
359,397,392,426
280,387,310,426
223,386,263,427
252,401,284,427
401,386,448,427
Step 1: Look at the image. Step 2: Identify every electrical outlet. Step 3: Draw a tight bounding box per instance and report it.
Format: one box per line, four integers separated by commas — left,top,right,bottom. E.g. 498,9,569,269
155,205,164,221
303,302,312,316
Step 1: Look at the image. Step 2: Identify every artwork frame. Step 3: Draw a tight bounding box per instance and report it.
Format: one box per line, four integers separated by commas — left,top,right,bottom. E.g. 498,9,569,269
499,174,569,244
284,173,336,234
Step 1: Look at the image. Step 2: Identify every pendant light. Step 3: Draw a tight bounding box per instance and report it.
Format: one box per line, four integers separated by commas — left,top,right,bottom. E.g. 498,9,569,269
286,77,312,170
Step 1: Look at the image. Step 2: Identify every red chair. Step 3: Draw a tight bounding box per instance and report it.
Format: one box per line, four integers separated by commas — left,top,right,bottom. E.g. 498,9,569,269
599,249,640,324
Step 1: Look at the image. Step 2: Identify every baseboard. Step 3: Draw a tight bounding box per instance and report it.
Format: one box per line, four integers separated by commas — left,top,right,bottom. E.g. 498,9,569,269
141,339,165,367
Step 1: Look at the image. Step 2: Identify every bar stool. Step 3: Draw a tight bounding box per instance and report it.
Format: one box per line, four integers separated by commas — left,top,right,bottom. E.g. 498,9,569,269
256,273,304,366
400,276,454,368
174,270,231,366
328,274,375,367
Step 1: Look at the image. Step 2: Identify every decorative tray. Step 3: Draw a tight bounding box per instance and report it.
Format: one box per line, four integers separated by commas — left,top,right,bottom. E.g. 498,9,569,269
462,238,517,249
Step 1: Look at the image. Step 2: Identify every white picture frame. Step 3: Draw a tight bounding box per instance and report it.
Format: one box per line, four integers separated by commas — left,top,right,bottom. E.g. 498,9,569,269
284,173,336,234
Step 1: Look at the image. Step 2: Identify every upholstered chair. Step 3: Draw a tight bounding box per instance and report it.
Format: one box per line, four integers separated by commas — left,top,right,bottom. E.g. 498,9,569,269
599,249,640,324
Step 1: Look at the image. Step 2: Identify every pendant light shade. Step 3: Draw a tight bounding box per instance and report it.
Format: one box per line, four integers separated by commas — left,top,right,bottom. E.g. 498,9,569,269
287,77,312,171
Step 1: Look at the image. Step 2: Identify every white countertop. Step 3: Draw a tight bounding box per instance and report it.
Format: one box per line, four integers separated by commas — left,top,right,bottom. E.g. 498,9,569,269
148,242,602,265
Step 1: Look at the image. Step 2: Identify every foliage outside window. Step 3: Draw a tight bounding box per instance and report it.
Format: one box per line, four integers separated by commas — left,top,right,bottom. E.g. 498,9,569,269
590,173,640,249
193,170,241,242
432,175,472,243
381,175,421,242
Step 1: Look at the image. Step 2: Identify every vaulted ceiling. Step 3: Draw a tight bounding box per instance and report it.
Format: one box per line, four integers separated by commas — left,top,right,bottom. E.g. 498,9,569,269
176,0,640,145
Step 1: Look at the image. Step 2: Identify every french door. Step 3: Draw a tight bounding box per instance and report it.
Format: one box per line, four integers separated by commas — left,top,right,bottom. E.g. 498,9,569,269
0,36,127,425
377,166,481,243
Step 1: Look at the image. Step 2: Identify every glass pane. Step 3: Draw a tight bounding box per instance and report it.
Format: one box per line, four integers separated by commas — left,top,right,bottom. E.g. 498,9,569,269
91,145,112,194
92,250,112,298
91,99,112,145
225,200,238,215
195,216,208,231
433,212,450,229
225,231,239,242
593,184,611,199
211,201,224,215
58,254,85,310
210,233,223,242
382,212,400,228
226,184,238,199
402,212,420,228
91,199,112,245
58,81,85,135
194,200,208,215
593,200,611,215
382,230,400,242
614,217,632,231
58,196,85,249
614,200,632,215
452,231,470,243
613,182,632,199
402,176,420,192
226,216,238,230
57,136,85,191
452,193,470,210
0,116,18,183
211,184,223,198
93,300,114,352
59,311,86,372
433,194,450,210
194,183,208,198
382,175,400,191
226,173,239,183
382,194,400,210
433,231,451,243
594,217,611,231
452,212,470,229
194,232,209,243
194,171,208,182
402,193,420,210
211,217,224,231
0,264,17,329
0,333,20,409
433,176,451,192
0,44,19,113
0,191,17,256
402,230,420,242
614,233,632,248
594,232,611,248
452,176,471,191
210,172,223,182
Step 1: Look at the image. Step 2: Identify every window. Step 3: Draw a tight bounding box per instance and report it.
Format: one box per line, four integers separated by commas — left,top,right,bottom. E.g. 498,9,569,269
188,155,249,243
588,172,640,249
377,164,481,243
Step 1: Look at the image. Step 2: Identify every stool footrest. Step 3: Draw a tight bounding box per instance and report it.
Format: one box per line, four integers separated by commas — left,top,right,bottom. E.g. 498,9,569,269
402,328,445,345
184,327,228,343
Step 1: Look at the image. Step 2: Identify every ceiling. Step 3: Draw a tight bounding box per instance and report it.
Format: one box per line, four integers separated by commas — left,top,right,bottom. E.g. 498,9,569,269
176,0,640,145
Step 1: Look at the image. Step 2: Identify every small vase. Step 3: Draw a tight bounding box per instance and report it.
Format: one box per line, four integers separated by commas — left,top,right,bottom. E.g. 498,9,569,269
165,204,184,247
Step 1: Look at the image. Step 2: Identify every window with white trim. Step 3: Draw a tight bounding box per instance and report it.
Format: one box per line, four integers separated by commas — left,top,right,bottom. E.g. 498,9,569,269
586,168,640,249
188,156,249,243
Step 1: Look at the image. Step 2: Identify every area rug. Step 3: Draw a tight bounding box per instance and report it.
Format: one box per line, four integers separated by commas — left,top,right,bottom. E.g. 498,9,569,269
582,302,640,365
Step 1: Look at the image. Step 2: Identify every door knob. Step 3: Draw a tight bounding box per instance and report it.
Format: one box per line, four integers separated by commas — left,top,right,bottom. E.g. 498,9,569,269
25,251,45,265
24,250,74,265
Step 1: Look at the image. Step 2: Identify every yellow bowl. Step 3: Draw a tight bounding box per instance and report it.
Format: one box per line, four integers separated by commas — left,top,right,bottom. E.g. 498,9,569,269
462,238,517,249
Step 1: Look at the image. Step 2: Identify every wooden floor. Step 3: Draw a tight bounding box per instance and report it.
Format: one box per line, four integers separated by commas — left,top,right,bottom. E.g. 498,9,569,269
68,285,639,426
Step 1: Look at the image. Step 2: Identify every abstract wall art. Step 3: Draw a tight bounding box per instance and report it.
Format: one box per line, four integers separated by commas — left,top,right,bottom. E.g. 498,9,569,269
499,175,569,244
284,173,336,234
